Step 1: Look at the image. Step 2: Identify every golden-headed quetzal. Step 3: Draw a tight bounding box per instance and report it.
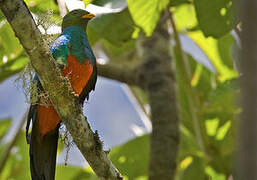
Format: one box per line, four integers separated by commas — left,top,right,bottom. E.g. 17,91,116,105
26,9,97,180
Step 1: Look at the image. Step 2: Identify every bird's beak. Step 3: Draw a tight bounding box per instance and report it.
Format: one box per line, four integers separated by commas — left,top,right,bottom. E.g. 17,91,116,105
82,13,95,19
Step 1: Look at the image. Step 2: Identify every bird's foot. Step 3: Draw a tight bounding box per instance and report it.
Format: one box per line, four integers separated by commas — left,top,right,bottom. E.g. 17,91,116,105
71,91,79,97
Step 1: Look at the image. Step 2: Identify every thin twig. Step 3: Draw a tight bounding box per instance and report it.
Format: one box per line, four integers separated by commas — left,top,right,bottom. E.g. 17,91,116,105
234,25,242,40
168,9,209,159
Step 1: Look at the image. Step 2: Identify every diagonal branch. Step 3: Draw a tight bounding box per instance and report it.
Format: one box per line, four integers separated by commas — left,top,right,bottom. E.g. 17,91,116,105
56,0,67,17
0,0,122,179
97,63,143,87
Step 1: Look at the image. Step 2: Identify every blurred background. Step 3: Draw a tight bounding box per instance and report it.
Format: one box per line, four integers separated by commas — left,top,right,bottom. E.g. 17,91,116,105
0,0,239,179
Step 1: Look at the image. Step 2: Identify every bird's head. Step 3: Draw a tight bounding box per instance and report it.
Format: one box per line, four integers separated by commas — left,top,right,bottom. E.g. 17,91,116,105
62,9,95,31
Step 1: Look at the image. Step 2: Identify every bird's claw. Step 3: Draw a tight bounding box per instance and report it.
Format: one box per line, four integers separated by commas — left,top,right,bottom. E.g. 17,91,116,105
72,91,79,97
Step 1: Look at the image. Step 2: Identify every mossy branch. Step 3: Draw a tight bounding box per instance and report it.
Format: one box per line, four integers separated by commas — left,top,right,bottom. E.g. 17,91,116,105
0,0,122,179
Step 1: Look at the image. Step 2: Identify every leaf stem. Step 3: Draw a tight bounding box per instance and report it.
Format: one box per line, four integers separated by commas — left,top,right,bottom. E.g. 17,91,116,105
168,9,209,159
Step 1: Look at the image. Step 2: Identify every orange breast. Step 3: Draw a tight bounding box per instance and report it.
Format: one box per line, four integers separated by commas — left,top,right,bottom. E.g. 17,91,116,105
38,55,93,136
62,55,93,95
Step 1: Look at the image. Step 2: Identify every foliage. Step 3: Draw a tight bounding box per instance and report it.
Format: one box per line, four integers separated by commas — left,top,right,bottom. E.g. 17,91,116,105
0,0,239,179
126,0,169,36
194,0,237,38
0,119,11,140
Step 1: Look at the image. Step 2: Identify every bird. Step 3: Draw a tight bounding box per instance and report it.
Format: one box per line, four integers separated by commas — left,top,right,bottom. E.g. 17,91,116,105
26,9,97,180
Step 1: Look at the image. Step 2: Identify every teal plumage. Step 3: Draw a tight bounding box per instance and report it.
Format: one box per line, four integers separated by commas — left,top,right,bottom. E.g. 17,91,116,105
50,26,96,66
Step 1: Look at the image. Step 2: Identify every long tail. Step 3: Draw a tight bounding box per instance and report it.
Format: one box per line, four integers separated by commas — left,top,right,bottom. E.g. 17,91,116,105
27,106,59,180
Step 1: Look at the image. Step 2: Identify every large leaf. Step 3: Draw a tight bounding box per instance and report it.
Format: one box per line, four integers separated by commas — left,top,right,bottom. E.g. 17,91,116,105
127,0,170,36
0,22,23,61
188,31,237,81
194,0,236,38
88,9,136,46
109,135,149,179
0,21,28,82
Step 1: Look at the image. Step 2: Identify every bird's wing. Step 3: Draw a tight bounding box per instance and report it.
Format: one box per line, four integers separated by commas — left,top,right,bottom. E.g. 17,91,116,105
50,33,71,66
78,38,97,103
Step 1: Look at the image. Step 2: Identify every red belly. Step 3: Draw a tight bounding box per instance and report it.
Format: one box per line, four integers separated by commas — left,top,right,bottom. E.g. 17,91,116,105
38,55,93,136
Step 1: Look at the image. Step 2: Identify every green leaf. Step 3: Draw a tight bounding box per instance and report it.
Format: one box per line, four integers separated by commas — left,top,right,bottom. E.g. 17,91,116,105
205,118,219,137
178,157,206,180
0,21,28,81
170,0,191,7
56,165,96,180
88,9,136,46
127,0,170,36
188,31,237,81
1,133,30,180
216,121,231,141
205,166,226,180
173,4,198,31
194,0,237,38
0,118,11,140
0,56,29,83
217,33,235,69
83,0,94,7
201,79,238,175
0,22,23,60
179,125,202,160
109,135,149,179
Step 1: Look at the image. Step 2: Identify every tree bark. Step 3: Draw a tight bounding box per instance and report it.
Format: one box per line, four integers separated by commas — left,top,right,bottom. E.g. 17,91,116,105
0,1,122,179
98,63,143,87
138,13,179,180
238,0,257,179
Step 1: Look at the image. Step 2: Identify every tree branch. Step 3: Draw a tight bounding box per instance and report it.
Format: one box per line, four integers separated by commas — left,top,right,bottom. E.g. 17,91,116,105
138,12,179,180
0,1,122,179
237,0,257,179
97,63,143,87
56,0,67,17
